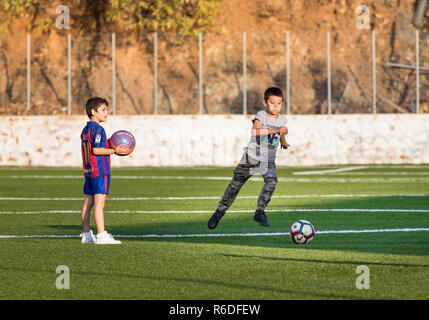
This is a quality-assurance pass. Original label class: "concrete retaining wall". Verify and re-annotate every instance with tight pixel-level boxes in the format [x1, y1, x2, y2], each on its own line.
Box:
[1, 114, 428, 167]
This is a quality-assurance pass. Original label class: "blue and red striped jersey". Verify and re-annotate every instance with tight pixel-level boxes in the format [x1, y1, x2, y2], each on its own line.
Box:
[81, 121, 111, 178]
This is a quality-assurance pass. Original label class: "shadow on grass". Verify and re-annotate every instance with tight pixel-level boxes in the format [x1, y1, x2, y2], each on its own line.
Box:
[0, 265, 358, 299]
[217, 253, 429, 268]
[48, 194, 429, 256]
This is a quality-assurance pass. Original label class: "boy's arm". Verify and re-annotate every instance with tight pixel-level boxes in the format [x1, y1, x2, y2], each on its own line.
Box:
[93, 145, 129, 155]
[92, 147, 115, 155]
[280, 133, 290, 149]
[251, 119, 288, 136]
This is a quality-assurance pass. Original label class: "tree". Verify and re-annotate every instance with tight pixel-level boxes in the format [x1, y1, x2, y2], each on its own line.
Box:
[0, 0, 221, 36]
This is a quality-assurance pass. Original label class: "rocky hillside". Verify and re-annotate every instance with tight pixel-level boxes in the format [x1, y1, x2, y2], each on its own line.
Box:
[0, 0, 428, 115]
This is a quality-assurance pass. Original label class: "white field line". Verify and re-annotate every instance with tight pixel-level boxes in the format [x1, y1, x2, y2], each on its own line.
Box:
[278, 177, 429, 183]
[289, 165, 429, 169]
[360, 165, 429, 169]
[2, 165, 429, 172]
[0, 228, 428, 239]
[0, 175, 233, 180]
[2, 175, 429, 183]
[1, 194, 428, 201]
[322, 172, 429, 176]
[1, 208, 429, 215]
[293, 166, 368, 175]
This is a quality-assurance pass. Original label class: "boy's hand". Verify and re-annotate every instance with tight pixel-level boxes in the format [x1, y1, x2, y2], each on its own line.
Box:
[114, 145, 130, 155]
[281, 143, 290, 150]
[279, 126, 288, 135]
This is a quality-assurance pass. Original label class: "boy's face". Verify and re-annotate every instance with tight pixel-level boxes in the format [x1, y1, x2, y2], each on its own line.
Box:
[263, 95, 283, 116]
[91, 104, 109, 123]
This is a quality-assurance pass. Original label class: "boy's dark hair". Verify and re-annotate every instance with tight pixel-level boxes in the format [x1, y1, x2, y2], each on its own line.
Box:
[85, 97, 109, 118]
[264, 87, 284, 101]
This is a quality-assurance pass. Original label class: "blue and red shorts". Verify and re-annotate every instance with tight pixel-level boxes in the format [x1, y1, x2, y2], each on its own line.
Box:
[83, 175, 110, 195]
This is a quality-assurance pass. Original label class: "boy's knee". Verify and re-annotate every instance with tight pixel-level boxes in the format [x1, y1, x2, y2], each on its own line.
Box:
[93, 194, 106, 205]
[229, 181, 243, 192]
[264, 177, 278, 191]
[232, 173, 249, 185]
[85, 195, 94, 205]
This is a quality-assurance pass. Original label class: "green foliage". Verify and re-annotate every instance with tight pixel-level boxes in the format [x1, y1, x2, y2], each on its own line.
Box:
[1, 0, 34, 14]
[0, 0, 221, 36]
[106, 0, 222, 36]
[0, 0, 37, 32]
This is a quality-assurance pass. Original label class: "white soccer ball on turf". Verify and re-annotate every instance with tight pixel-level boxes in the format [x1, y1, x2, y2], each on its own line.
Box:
[290, 220, 315, 244]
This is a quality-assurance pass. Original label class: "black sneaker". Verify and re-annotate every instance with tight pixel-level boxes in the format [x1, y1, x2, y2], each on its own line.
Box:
[253, 209, 270, 227]
[208, 209, 225, 230]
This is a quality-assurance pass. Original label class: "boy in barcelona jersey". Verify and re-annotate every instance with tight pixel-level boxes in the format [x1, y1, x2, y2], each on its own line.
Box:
[80, 97, 129, 244]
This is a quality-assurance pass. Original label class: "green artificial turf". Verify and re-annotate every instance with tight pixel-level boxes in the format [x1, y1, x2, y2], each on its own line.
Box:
[0, 165, 428, 299]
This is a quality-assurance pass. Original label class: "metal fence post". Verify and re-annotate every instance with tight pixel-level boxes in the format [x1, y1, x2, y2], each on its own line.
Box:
[111, 33, 116, 115]
[27, 34, 31, 111]
[243, 31, 247, 115]
[286, 31, 291, 114]
[372, 30, 377, 114]
[67, 33, 72, 115]
[154, 32, 158, 114]
[416, 30, 420, 113]
[327, 32, 332, 114]
[199, 32, 203, 114]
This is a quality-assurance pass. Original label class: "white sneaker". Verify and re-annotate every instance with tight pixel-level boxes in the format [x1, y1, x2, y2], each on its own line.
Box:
[96, 231, 121, 245]
[80, 230, 96, 244]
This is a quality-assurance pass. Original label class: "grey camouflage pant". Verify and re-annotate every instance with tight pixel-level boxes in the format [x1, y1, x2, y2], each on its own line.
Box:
[217, 153, 278, 213]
